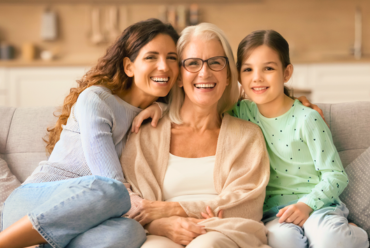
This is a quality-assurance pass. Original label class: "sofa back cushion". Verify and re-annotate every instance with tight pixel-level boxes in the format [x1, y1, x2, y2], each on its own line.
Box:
[1, 102, 370, 183]
[0, 106, 57, 182]
[317, 102, 370, 167]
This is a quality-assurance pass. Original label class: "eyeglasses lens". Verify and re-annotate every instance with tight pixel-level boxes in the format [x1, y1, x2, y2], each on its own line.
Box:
[208, 57, 226, 71]
[184, 57, 227, 72]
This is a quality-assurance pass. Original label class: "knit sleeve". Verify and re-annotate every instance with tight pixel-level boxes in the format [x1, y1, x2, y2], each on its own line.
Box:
[74, 89, 125, 183]
[298, 111, 348, 210]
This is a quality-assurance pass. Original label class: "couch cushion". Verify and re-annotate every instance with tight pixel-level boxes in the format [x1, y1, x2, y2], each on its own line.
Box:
[0, 157, 21, 225]
[3, 153, 49, 182]
[317, 102, 370, 167]
[340, 147, 370, 237]
[1, 107, 57, 183]
[5, 107, 56, 154]
[0, 107, 16, 154]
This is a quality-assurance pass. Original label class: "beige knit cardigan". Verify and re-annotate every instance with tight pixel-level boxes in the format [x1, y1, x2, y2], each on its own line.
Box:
[120, 114, 271, 248]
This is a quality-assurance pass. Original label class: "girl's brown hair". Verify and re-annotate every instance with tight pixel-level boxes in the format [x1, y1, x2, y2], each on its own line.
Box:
[45, 18, 179, 154]
[236, 30, 292, 98]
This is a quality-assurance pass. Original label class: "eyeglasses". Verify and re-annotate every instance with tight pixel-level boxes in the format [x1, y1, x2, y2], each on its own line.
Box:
[182, 56, 229, 73]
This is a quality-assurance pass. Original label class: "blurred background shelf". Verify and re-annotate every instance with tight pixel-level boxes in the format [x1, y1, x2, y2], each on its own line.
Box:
[0, 0, 369, 106]
[0, 0, 261, 3]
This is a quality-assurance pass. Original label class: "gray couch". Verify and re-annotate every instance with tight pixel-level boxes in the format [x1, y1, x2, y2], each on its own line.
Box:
[0, 103, 370, 242]
[1, 102, 369, 183]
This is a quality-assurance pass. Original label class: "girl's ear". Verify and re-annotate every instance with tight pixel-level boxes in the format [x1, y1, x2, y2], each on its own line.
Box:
[123, 57, 134, 77]
[283, 64, 293, 83]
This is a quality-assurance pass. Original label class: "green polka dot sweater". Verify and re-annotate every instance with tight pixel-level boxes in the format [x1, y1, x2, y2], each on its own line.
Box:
[229, 99, 348, 212]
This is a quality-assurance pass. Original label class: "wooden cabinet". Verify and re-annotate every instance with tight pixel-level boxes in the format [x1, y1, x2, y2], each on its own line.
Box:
[0, 68, 7, 106]
[1, 67, 88, 107]
[286, 63, 370, 103]
[0, 64, 369, 107]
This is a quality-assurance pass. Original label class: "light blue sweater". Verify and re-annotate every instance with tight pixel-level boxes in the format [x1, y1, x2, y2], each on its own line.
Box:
[24, 86, 142, 184]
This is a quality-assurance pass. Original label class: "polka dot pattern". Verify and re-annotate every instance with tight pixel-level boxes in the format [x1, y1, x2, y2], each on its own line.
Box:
[230, 99, 348, 212]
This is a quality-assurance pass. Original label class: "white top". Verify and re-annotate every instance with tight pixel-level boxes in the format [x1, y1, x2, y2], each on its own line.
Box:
[163, 153, 218, 202]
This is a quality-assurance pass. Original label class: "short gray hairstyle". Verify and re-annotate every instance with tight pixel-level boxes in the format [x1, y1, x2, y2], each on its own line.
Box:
[168, 23, 239, 124]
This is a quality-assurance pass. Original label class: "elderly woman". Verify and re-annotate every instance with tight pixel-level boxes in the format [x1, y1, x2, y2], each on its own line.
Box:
[121, 23, 271, 248]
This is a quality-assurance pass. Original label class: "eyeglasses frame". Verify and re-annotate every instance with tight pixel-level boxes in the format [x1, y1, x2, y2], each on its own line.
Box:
[181, 56, 229, 73]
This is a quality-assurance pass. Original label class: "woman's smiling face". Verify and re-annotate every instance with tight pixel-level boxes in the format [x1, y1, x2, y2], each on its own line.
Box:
[125, 33, 179, 98]
[179, 37, 228, 109]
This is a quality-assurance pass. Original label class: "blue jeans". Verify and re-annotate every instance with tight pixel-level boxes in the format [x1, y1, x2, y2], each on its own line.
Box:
[265, 202, 369, 248]
[1, 175, 146, 248]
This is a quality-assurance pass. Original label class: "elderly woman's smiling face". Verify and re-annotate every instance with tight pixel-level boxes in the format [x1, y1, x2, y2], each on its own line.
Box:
[179, 37, 228, 110]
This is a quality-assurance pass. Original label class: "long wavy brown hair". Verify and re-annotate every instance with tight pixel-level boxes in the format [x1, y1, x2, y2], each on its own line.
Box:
[45, 18, 179, 154]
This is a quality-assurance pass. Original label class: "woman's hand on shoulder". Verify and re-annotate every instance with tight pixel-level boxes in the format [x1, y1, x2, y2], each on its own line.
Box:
[147, 216, 206, 246]
[297, 96, 327, 126]
[276, 202, 313, 227]
[131, 102, 163, 133]
[201, 206, 223, 219]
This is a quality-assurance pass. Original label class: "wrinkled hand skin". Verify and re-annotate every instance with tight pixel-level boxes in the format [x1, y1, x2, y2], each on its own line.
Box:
[129, 199, 168, 226]
[147, 216, 206, 246]
[130, 199, 187, 226]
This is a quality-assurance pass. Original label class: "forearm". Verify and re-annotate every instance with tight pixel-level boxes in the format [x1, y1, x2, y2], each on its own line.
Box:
[146, 218, 166, 236]
[162, 202, 187, 217]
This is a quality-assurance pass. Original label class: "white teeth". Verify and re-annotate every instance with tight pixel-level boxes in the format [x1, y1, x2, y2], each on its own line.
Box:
[151, 77, 169, 83]
[195, 84, 216, 88]
[253, 87, 267, 91]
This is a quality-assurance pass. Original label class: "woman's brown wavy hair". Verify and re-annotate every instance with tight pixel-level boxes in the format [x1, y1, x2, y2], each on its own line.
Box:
[45, 18, 179, 154]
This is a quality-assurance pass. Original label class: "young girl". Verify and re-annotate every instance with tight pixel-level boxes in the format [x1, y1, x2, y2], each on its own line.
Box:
[230, 30, 369, 248]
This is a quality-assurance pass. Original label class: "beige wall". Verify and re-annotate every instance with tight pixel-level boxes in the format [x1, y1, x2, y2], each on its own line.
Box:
[0, 0, 369, 65]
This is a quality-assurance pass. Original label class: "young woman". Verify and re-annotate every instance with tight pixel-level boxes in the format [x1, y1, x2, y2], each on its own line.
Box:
[230, 30, 369, 248]
[0, 18, 179, 248]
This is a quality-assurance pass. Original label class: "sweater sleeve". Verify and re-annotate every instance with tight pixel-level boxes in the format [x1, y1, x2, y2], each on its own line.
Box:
[227, 101, 241, 118]
[74, 89, 125, 183]
[298, 111, 348, 210]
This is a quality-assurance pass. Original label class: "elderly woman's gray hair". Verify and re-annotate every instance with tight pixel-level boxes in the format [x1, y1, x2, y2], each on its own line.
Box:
[168, 23, 239, 124]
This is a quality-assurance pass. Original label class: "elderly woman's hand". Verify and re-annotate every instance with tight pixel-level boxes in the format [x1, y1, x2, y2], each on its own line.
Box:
[130, 199, 188, 226]
[201, 206, 223, 219]
[147, 216, 206, 245]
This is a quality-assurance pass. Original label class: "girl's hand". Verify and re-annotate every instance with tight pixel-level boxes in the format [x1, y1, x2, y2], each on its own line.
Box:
[276, 202, 313, 227]
[131, 102, 163, 133]
[297, 96, 327, 126]
[201, 206, 223, 219]
[147, 217, 206, 246]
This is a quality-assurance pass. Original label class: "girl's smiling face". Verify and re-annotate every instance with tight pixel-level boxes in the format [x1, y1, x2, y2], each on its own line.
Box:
[239, 45, 292, 107]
